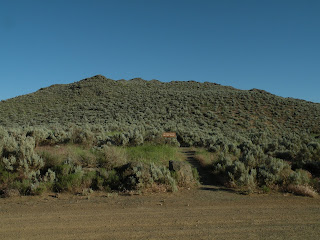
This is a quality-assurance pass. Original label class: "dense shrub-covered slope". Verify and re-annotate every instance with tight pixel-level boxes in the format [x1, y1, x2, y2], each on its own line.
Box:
[1, 75, 320, 196]
[1, 74, 319, 135]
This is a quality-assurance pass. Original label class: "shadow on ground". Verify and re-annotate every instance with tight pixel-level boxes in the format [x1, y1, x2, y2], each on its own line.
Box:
[199, 186, 237, 193]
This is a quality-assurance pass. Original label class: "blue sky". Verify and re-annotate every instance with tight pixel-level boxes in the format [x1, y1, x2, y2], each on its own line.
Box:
[1, 0, 319, 102]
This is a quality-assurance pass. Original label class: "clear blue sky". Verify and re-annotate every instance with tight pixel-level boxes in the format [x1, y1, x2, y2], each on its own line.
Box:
[1, 0, 319, 102]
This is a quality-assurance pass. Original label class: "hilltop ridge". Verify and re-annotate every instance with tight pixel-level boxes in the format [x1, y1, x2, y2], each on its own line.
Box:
[0, 75, 319, 137]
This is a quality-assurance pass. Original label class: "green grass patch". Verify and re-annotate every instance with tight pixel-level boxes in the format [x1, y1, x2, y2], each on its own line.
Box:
[37, 143, 182, 170]
[125, 144, 182, 165]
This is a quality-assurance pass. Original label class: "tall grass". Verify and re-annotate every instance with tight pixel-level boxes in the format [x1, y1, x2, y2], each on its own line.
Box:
[36, 144, 98, 168]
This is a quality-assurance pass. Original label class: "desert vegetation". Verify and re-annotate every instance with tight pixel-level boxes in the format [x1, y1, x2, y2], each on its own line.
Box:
[0, 75, 320, 197]
[0, 126, 197, 197]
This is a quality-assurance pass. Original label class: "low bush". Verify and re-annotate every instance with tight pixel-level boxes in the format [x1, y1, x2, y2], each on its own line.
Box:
[257, 157, 292, 187]
[211, 148, 318, 195]
[288, 169, 311, 186]
[10, 179, 32, 195]
[115, 162, 179, 192]
[169, 160, 198, 188]
[54, 172, 83, 193]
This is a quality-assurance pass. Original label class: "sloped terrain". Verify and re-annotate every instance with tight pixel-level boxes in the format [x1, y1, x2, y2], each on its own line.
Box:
[1, 75, 320, 196]
[1, 75, 319, 135]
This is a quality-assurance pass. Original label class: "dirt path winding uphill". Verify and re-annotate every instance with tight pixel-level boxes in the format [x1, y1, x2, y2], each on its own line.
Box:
[180, 147, 215, 185]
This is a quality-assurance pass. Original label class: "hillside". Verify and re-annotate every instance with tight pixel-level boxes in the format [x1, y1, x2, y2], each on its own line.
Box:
[1, 75, 320, 197]
[1, 75, 320, 135]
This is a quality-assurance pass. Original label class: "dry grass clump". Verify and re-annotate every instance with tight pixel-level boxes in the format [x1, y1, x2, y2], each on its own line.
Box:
[286, 184, 318, 198]
[98, 146, 128, 170]
[3, 189, 20, 198]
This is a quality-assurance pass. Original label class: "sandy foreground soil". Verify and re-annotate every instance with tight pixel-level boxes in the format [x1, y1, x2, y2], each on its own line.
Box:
[0, 186, 320, 240]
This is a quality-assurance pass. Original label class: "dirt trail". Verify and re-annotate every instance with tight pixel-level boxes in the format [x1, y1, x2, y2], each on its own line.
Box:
[180, 147, 214, 185]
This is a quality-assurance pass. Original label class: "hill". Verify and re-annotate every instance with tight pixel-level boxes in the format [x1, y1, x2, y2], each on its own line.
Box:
[1, 75, 320, 196]
[1, 74, 320, 135]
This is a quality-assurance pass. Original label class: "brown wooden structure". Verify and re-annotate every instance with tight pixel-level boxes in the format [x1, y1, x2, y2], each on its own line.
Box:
[162, 132, 177, 138]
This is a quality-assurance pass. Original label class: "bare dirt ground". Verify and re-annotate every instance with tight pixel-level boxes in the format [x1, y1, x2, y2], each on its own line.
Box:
[1, 187, 320, 240]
